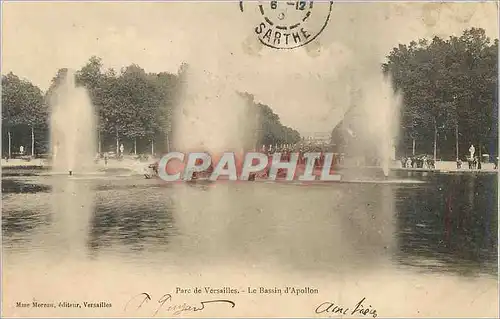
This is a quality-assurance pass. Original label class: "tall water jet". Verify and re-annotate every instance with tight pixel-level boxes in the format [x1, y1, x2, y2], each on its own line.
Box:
[339, 72, 401, 177]
[49, 70, 97, 174]
[170, 62, 256, 258]
[174, 63, 255, 156]
[47, 69, 96, 259]
[361, 74, 401, 176]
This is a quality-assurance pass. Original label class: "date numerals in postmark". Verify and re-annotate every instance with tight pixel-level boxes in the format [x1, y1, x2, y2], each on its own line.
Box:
[269, 1, 308, 11]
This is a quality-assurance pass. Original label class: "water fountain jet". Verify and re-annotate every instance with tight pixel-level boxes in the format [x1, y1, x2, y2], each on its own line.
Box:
[49, 70, 97, 175]
[338, 72, 401, 179]
[47, 69, 96, 259]
[173, 63, 254, 157]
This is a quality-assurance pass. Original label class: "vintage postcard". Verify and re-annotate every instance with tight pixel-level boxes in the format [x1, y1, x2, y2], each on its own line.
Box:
[1, 0, 498, 318]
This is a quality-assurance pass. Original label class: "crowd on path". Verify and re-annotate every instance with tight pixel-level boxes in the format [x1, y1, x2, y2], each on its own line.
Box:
[401, 144, 498, 171]
[400, 156, 435, 169]
[457, 144, 497, 170]
[456, 157, 483, 170]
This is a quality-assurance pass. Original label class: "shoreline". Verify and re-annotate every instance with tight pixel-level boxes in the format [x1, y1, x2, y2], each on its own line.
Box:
[2, 160, 497, 176]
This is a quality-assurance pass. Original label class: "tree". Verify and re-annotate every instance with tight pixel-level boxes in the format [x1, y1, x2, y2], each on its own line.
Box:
[75, 56, 103, 91]
[75, 57, 107, 153]
[38, 57, 301, 158]
[74, 59, 180, 156]
[117, 65, 163, 154]
[150, 71, 180, 152]
[383, 28, 498, 160]
[238, 92, 301, 149]
[2, 72, 46, 157]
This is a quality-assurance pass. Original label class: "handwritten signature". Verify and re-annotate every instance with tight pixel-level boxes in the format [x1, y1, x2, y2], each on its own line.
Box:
[315, 297, 377, 318]
[124, 293, 235, 316]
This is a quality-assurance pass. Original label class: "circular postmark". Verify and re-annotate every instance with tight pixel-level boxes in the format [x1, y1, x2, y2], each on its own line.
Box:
[240, 1, 333, 50]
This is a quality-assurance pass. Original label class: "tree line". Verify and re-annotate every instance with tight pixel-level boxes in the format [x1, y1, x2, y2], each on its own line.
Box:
[382, 27, 498, 160]
[5, 27, 496, 161]
[2, 57, 301, 158]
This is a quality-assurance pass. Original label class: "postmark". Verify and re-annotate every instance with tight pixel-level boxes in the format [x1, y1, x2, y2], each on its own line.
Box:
[240, 0, 333, 49]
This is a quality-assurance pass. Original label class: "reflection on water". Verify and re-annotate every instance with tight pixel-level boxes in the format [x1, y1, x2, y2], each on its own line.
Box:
[2, 173, 496, 275]
[1, 173, 497, 317]
[396, 174, 497, 275]
[88, 188, 176, 256]
[2, 179, 51, 194]
[168, 182, 395, 272]
[2, 209, 51, 241]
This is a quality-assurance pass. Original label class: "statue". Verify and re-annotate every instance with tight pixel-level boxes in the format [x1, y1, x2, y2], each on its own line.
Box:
[469, 144, 475, 160]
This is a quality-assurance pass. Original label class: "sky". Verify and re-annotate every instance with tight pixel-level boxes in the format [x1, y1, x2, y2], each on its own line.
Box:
[2, 1, 498, 134]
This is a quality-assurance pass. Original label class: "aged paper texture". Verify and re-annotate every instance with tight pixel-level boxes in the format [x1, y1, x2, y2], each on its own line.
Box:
[1, 1, 499, 318]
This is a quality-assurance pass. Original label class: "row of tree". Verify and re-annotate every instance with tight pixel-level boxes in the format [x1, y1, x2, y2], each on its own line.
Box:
[382, 27, 498, 160]
[6, 27, 495, 161]
[2, 57, 301, 158]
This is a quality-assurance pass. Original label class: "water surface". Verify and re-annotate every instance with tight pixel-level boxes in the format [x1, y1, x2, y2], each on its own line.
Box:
[2, 173, 498, 317]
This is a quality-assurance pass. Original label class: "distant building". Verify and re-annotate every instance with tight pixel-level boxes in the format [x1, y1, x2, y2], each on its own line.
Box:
[300, 132, 332, 149]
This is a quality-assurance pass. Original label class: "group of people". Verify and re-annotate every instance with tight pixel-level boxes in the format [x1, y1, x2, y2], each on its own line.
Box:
[401, 144, 498, 171]
[400, 156, 436, 169]
[459, 144, 496, 170]
[263, 150, 345, 166]
[458, 157, 482, 170]
[94, 144, 127, 165]
[260, 144, 346, 166]
[94, 152, 109, 165]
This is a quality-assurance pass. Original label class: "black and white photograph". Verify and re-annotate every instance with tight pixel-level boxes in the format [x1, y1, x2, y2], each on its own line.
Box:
[1, 1, 498, 318]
